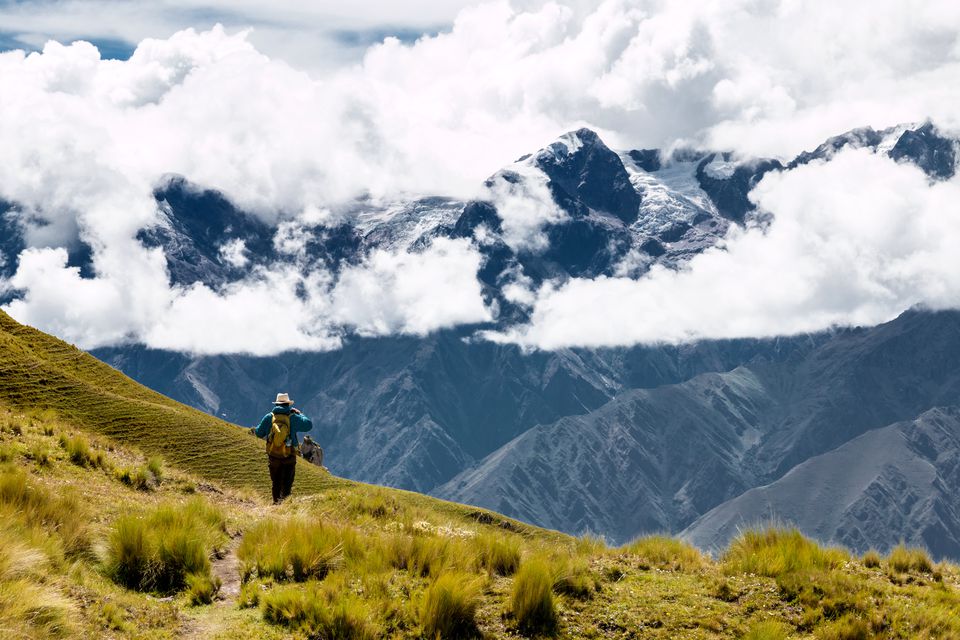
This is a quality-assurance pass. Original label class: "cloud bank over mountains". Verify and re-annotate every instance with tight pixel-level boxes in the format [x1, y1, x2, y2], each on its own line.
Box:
[491, 150, 960, 348]
[0, 0, 959, 354]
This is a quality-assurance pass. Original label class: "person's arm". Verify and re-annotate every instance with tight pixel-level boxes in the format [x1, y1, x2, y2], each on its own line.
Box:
[252, 413, 272, 438]
[290, 410, 313, 433]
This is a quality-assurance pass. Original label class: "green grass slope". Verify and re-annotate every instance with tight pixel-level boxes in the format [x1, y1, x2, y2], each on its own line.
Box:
[0, 309, 337, 495]
[2, 310, 960, 639]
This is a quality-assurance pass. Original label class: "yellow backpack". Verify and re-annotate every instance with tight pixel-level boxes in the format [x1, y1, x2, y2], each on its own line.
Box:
[266, 412, 294, 458]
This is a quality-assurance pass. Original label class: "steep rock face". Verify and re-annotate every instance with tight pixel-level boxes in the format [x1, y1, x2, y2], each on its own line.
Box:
[140, 177, 278, 287]
[533, 128, 641, 225]
[0, 201, 24, 281]
[755, 309, 960, 481]
[789, 126, 886, 167]
[695, 154, 783, 223]
[683, 407, 960, 559]
[434, 310, 960, 545]
[94, 333, 791, 494]
[436, 367, 780, 542]
[889, 122, 957, 179]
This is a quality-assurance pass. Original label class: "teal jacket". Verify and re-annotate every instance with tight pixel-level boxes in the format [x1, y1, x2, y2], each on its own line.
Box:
[254, 405, 313, 448]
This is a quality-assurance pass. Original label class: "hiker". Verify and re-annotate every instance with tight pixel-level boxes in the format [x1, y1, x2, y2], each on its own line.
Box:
[251, 393, 313, 504]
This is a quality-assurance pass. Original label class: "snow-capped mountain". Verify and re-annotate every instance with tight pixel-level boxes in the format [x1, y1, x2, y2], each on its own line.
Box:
[6, 120, 960, 556]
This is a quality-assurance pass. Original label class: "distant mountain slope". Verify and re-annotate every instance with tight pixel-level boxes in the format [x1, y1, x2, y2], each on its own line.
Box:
[683, 407, 960, 559]
[95, 333, 788, 493]
[435, 309, 960, 549]
[0, 309, 335, 495]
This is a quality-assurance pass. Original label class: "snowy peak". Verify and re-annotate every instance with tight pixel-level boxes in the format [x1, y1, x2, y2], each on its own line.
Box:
[531, 128, 640, 225]
[889, 122, 957, 179]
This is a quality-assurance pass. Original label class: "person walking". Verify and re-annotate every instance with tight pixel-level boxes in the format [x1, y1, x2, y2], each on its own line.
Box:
[251, 392, 313, 504]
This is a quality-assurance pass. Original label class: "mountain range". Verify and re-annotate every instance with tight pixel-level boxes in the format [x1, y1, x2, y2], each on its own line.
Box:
[3, 120, 960, 556]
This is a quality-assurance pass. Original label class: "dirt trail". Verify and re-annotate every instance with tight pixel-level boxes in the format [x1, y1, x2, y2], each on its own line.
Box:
[212, 536, 242, 601]
[180, 535, 243, 639]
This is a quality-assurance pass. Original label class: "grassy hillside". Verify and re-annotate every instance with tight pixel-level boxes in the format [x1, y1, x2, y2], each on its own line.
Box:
[1, 310, 960, 639]
[0, 309, 338, 495]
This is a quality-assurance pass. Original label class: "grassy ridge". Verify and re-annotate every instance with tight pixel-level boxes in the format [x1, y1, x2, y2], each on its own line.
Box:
[0, 310, 337, 495]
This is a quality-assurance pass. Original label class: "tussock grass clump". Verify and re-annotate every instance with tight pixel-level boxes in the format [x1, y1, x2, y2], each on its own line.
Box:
[0, 529, 75, 637]
[346, 489, 402, 519]
[106, 497, 226, 593]
[238, 580, 267, 609]
[473, 532, 521, 576]
[97, 600, 131, 632]
[510, 558, 558, 636]
[58, 432, 106, 468]
[239, 517, 347, 582]
[815, 613, 871, 640]
[186, 572, 222, 605]
[887, 543, 933, 573]
[776, 570, 868, 624]
[385, 533, 456, 578]
[0, 467, 90, 557]
[574, 534, 608, 556]
[260, 580, 378, 639]
[621, 535, 705, 571]
[861, 550, 881, 568]
[27, 442, 51, 467]
[744, 620, 791, 640]
[115, 456, 164, 491]
[419, 573, 481, 639]
[552, 556, 599, 600]
[723, 528, 848, 577]
[116, 465, 158, 491]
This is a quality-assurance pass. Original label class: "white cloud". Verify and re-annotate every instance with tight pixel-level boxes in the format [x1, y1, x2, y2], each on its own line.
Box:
[218, 239, 249, 268]
[485, 164, 566, 252]
[0, 1, 959, 353]
[486, 149, 960, 349]
[331, 238, 491, 336]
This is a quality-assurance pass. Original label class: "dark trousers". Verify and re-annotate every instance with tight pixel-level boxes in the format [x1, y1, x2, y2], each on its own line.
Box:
[268, 455, 297, 503]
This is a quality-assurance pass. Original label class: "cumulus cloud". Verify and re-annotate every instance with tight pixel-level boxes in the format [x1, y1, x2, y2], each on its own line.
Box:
[487, 149, 960, 349]
[485, 164, 566, 252]
[0, 1, 959, 353]
[331, 238, 491, 336]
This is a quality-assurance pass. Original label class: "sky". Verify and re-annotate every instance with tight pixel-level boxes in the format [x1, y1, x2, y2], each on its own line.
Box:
[1, 0, 959, 354]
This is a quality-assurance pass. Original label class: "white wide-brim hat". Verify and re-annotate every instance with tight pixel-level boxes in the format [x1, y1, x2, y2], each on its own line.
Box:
[274, 392, 293, 405]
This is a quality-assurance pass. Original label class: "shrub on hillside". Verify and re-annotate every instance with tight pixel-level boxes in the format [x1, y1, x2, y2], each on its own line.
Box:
[27, 442, 51, 467]
[474, 532, 521, 576]
[815, 613, 871, 640]
[0, 467, 90, 557]
[115, 456, 164, 491]
[552, 556, 599, 600]
[419, 573, 481, 639]
[510, 558, 558, 636]
[385, 533, 454, 578]
[260, 580, 378, 639]
[621, 535, 705, 571]
[861, 550, 881, 569]
[146, 456, 164, 482]
[0, 541, 75, 638]
[116, 465, 157, 491]
[186, 572, 222, 606]
[723, 528, 848, 577]
[106, 498, 225, 593]
[239, 517, 347, 582]
[744, 620, 791, 640]
[58, 433, 106, 468]
[887, 544, 933, 573]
